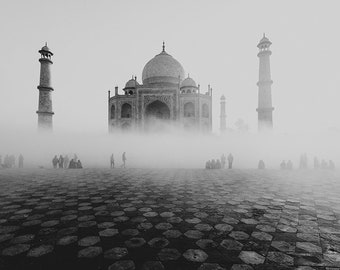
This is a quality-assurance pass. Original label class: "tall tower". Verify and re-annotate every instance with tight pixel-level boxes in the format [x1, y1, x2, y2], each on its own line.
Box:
[36, 43, 54, 131]
[220, 95, 226, 133]
[256, 34, 274, 130]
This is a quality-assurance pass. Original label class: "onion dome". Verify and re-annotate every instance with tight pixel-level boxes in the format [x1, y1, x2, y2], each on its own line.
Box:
[180, 76, 197, 88]
[142, 42, 185, 86]
[124, 77, 139, 89]
[257, 33, 272, 49]
[39, 42, 53, 55]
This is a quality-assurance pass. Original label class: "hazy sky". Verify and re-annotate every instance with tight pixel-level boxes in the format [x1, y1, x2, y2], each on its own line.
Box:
[1, 0, 340, 133]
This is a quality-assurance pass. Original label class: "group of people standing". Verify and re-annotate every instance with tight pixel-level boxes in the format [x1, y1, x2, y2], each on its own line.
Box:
[205, 153, 234, 169]
[52, 154, 82, 169]
[110, 152, 127, 168]
[0, 154, 24, 168]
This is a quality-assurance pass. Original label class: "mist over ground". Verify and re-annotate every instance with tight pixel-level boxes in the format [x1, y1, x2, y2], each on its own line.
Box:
[1, 126, 338, 169]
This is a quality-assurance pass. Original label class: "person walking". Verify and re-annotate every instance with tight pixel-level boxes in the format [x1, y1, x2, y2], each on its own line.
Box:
[110, 154, 115, 168]
[122, 152, 126, 168]
[52, 155, 59, 168]
[58, 155, 64, 168]
[227, 153, 234, 169]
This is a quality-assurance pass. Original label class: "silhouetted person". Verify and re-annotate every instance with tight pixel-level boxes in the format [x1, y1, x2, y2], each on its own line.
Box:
[321, 159, 328, 169]
[221, 154, 226, 169]
[58, 155, 64, 168]
[216, 159, 221, 169]
[329, 160, 335, 170]
[18, 154, 24, 168]
[287, 160, 293, 170]
[69, 159, 76, 169]
[211, 159, 216, 169]
[77, 160, 83, 169]
[258, 160, 265, 169]
[299, 153, 308, 169]
[52, 155, 59, 168]
[280, 160, 286, 170]
[122, 152, 126, 168]
[227, 154, 234, 169]
[313, 157, 320, 169]
[64, 155, 69, 169]
[110, 154, 115, 168]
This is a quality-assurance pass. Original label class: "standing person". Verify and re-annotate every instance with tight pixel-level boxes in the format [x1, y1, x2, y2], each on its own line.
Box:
[287, 160, 293, 170]
[58, 155, 64, 168]
[280, 160, 286, 170]
[18, 154, 24, 168]
[64, 155, 69, 169]
[258, 160, 265, 169]
[221, 154, 226, 169]
[122, 152, 126, 168]
[110, 154, 115, 168]
[227, 153, 234, 169]
[77, 160, 83, 169]
[52, 155, 59, 168]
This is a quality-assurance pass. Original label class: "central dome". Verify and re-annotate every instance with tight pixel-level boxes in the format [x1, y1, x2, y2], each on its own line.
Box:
[142, 46, 185, 86]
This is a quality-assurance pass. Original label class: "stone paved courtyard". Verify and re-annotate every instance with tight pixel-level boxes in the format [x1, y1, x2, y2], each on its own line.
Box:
[0, 168, 340, 270]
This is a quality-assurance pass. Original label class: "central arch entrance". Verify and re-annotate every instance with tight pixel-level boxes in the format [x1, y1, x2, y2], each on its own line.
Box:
[144, 100, 171, 131]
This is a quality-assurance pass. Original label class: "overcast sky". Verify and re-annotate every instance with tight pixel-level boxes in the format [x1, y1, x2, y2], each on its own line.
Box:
[0, 0, 339, 133]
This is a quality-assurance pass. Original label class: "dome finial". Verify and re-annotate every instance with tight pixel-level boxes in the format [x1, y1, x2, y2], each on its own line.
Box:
[162, 41, 165, 52]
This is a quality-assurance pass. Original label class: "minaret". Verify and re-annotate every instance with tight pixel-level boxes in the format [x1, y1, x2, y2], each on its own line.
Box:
[36, 43, 54, 131]
[256, 34, 274, 130]
[220, 95, 226, 133]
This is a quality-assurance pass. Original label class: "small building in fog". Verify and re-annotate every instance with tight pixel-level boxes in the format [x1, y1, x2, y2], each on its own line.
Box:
[108, 43, 212, 132]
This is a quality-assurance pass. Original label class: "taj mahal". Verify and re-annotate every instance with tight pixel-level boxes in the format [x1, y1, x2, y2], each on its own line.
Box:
[107, 43, 212, 132]
[36, 36, 274, 132]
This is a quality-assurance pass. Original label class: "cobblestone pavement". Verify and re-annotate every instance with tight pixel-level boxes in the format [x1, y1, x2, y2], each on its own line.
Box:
[0, 168, 340, 270]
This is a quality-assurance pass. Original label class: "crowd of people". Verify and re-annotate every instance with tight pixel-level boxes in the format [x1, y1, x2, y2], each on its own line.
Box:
[0, 154, 24, 168]
[205, 153, 234, 169]
[52, 154, 82, 169]
[110, 152, 127, 168]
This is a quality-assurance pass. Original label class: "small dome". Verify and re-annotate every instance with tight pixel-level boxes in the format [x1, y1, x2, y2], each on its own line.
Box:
[39, 43, 53, 55]
[125, 78, 139, 89]
[257, 34, 272, 48]
[142, 45, 185, 85]
[180, 76, 197, 88]
[220, 95, 226, 100]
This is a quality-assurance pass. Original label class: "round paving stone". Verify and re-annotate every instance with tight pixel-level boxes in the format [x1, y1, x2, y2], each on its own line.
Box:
[0, 226, 20, 234]
[78, 215, 95, 222]
[125, 237, 146, 248]
[215, 224, 233, 232]
[138, 222, 153, 230]
[157, 248, 181, 261]
[167, 217, 183, 223]
[57, 227, 78, 236]
[108, 260, 135, 270]
[184, 230, 204, 239]
[185, 218, 201, 224]
[11, 234, 35, 244]
[23, 220, 41, 227]
[111, 211, 125, 217]
[113, 216, 129, 222]
[194, 212, 209, 219]
[27, 245, 53, 257]
[78, 246, 102, 258]
[183, 249, 208, 262]
[61, 215, 77, 222]
[41, 220, 59, 227]
[162, 230, 182, 239]
[2, 244, 30, 256]
[0, 234, 14, 243]
[99, 228, 119, 237]
[160, 212, 174, 218]
[98, 222, 116, 229]
[122, 229, 139, 237]
[195, 224, 213, 232]
[148, 238, 169, 248]
[104, 247, 128, 260]
[57, 235, 78, 246]
[78, 236, 100, 247]
[222, 217, 239, 224]
[143, 212, 158, 217]
[220, 239, 243, 250]
[131, 217, 147, 223]
[155, 223, 173, 230]
[196, 239, 219, 249]
[198, 263, 226, 270]
[230, 264, 254, 270]
[229, 231, 249, 240]
[139, 207, 152, 212]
